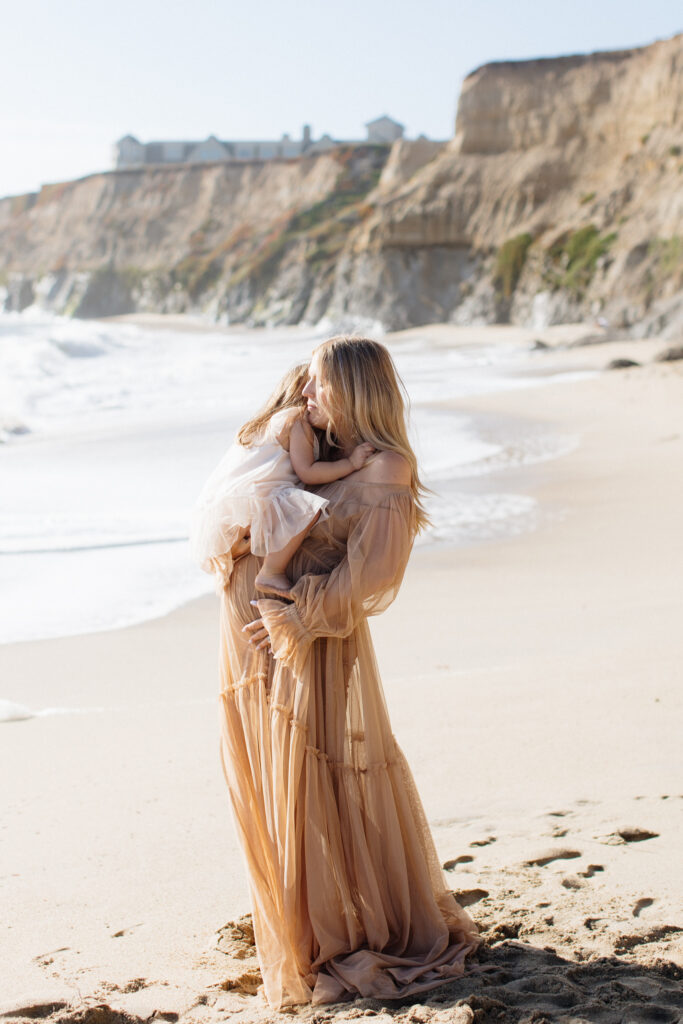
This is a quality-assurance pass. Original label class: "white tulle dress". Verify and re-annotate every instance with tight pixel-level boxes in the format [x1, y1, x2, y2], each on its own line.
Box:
[190, 408, 329, 590]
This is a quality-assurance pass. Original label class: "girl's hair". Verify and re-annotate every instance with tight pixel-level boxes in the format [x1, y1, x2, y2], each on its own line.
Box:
[313, 336, 431, 533]
[237, 362, 308, 447]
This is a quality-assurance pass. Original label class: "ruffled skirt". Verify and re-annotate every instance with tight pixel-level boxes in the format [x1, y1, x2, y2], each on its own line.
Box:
[217, 550, 482, 1009]
[190, 485, 329, 590]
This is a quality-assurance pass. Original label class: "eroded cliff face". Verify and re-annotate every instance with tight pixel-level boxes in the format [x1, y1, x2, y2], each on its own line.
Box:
[0, 146, 392, 323]
[327, 32, 683, 332]
[2, 32, 682, 332]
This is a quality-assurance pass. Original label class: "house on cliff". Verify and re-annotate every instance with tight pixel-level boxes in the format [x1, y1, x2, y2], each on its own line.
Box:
[113, 116, 405, 168]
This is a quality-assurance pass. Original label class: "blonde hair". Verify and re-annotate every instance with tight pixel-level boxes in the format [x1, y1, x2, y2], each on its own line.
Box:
[313, 336, 431, 533]
[237, 362, 308, 447]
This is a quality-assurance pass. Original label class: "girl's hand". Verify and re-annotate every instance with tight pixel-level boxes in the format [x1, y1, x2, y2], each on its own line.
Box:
[349, 442, 376, 470]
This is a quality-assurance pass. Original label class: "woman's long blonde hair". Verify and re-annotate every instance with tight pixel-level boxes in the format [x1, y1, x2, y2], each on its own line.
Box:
[237, 362, 308, 447]
[313, 336, 431, 533]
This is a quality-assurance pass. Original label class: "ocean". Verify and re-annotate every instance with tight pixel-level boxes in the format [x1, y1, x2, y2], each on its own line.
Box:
[0, 311, 592, 650]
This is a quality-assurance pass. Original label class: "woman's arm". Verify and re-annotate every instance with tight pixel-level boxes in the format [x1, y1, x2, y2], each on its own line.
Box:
[288, 416, 373, 485]
[245, 484, 415, 669]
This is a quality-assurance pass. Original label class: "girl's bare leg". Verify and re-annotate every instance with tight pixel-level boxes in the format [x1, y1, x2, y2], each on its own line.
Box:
[255, 511, 321, 596]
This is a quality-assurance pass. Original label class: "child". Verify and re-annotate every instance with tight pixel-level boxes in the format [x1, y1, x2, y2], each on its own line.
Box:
[189, 363, 375, 596]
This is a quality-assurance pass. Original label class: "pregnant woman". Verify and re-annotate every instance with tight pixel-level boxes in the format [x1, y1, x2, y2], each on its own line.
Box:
[215, 336, 481, 1008]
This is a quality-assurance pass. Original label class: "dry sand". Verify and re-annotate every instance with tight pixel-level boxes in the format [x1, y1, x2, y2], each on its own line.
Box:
[1, 325, 682, 1023]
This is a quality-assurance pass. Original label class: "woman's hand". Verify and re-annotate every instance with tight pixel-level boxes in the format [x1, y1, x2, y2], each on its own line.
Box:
[242, 601, 271, 650]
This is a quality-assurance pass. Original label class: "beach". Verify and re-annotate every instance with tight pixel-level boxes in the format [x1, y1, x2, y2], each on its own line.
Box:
[1, 325, 682, 1023]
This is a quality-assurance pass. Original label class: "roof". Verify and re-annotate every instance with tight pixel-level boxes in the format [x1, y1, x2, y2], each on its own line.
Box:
[364, 115, 405, 130]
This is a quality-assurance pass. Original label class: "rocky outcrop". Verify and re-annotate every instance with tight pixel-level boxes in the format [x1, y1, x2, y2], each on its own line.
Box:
[1, 33, 682, 332]
[328, 32, 683, 330]
[0, 149, 380, 322]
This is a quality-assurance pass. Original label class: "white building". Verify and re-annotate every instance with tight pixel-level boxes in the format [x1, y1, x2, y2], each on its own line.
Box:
[365, 115, 405, 144]
[113, 118, 405, 168]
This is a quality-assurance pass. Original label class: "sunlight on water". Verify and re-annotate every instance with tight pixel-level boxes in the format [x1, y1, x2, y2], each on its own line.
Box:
[0, 312, 589, 644]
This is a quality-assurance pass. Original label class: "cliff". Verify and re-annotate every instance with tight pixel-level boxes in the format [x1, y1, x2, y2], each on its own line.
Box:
[327, 32, 683, 332]
[0, 146, 392, 323]
[2, 32, 683, 333]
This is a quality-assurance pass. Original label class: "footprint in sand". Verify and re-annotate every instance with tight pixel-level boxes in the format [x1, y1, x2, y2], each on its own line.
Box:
[578, 864, 605, 878]
[221, 969, 262, 996]
[614, 925, 683, 953]
[443, 855, 474, 870]
[32, 947, 71, 968]
[121, 978, 148, 993]
[633, 897, 655, 918]
[470, 835, 497, 847]
[215, 915, 258, 963]
[111, 924, 143, 938]
[524, 848, 581, 867]
[0, 1002, 69, 1018]
[598, 826, 659, 845]
[454, 888, 489, 908]
[618, 826, 659, 842]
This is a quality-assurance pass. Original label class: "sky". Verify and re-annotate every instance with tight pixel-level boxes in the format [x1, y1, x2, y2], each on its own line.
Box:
[1, 0, 681, 200]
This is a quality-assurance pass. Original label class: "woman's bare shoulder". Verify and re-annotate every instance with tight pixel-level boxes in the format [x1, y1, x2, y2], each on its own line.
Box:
[360, 450, 412, 485]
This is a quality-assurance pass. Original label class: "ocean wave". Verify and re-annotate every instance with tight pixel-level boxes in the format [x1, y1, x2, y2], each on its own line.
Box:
[48, 336, 108, 358]
[0, 532, 187, 555]
[0, 699, 104, 723]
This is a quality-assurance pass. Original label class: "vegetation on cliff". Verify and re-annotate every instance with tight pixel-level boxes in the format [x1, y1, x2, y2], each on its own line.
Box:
[544, 226, 618, 297]
[1, 35, 682, 331]
[494, 234, 534, 299]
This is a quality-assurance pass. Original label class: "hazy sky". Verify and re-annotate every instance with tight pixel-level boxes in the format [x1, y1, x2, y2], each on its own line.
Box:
[2, 0, 681, 199]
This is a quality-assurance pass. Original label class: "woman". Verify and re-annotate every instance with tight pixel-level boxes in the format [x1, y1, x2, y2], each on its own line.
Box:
[216, 336, 481, 1008]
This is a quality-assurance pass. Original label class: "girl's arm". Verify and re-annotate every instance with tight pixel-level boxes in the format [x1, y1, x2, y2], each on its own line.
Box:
[289, 416, 373, 485]
[248, 476, 415, 672]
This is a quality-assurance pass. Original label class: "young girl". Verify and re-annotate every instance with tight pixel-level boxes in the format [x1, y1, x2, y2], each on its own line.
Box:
[189, 363, 375, 596]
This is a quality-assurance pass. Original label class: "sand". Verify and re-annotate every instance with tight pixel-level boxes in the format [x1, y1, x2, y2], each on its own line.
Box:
[1, 325, 682, 1024]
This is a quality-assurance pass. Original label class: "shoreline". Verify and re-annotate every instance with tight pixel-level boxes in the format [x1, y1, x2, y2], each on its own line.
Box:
[0, 395, 579, 651]
[0, 320, 597, 647]
[1, 332, 682, 1022]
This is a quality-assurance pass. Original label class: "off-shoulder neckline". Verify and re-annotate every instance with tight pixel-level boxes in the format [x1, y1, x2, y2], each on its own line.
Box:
[314, 479, 412, 492]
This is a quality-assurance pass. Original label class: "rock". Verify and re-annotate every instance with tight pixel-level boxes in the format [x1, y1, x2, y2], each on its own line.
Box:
[3, 274, 34, 312]
[606, 358, 641, 369]
[72, 267, 136, 319]
[654, 345, 683, 362]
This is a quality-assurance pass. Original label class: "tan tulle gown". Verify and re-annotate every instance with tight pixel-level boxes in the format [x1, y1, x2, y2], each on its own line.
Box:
[215, 477, 481, 1009]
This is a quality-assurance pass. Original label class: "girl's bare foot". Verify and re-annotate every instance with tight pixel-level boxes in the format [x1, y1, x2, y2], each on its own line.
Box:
[255, 571, 292, 597]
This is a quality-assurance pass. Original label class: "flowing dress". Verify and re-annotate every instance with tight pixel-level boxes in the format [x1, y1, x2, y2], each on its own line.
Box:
[217, 477, 481, 1008]
[189, 407, 328, 591]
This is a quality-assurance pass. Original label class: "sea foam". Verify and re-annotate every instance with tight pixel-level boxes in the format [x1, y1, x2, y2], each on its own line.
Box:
[0, 312, 591, 645]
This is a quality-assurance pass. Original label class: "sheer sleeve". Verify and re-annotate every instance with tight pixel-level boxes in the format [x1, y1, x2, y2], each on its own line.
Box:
[258, 489, 415, 671]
